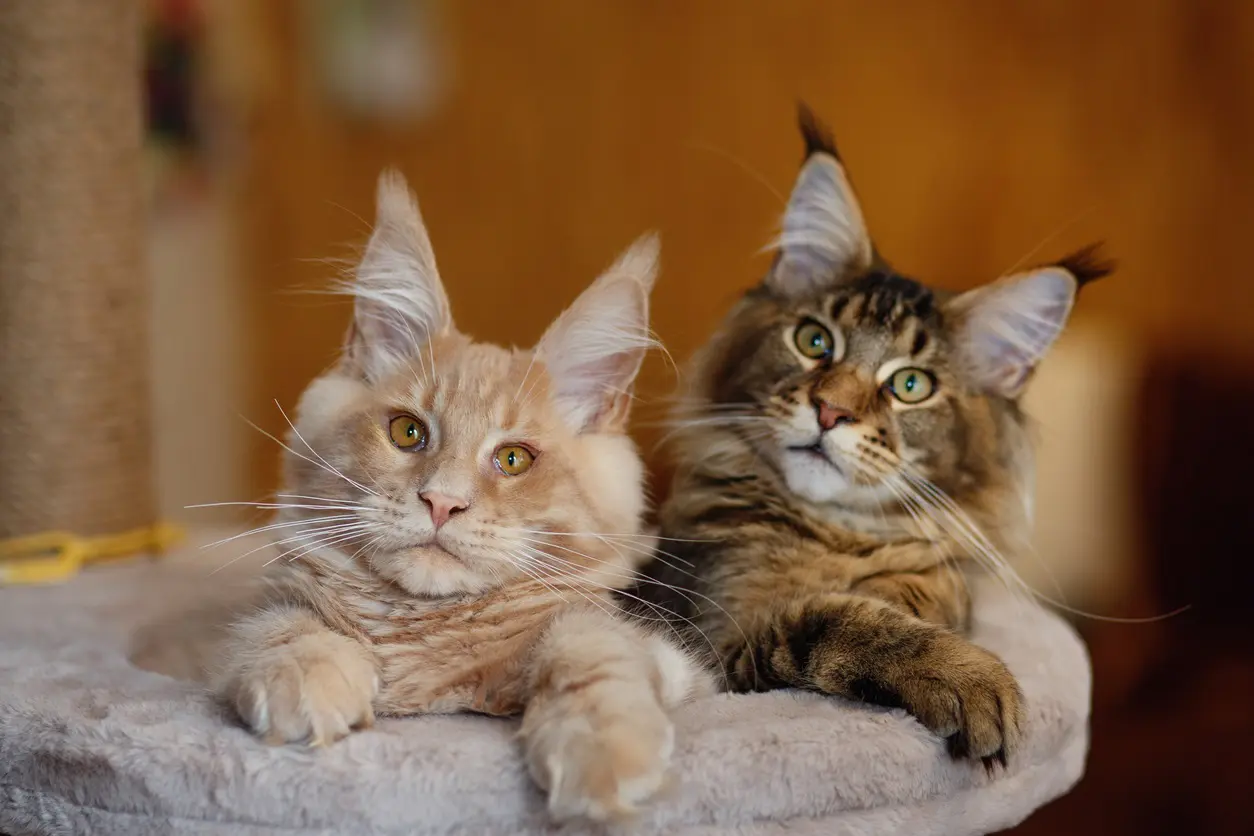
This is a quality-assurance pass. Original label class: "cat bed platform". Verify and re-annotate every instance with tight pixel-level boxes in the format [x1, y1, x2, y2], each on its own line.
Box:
[0, 531, 1090, 835]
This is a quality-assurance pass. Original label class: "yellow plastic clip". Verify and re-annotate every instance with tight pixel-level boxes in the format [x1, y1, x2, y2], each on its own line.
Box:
[0, 523, 184, 586]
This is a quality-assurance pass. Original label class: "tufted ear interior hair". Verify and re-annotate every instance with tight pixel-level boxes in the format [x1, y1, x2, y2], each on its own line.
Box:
[766, 103, 874, 298]
[342, 168, 453, 381]
[535, 234, 661, 433]
[947, 245, 1114, 398]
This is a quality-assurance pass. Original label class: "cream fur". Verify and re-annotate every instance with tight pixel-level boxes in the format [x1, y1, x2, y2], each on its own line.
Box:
[210, 171, 700, 825]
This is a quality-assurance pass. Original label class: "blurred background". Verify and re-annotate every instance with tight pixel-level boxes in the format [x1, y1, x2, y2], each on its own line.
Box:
[31, 0, 1254, 832]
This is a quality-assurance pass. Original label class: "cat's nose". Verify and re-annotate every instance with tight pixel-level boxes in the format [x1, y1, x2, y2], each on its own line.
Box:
[812, 397, 857, 431]
[420, 491, 469, 529]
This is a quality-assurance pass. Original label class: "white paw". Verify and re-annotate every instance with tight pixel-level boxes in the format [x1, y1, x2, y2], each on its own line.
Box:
[228, 632, 379, 747]
[525, 705, 674, 823]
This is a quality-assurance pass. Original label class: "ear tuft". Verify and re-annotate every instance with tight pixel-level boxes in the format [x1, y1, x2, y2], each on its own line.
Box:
[536, 234, 660, 433]
[341, 168, 453, 381]
[1055, 242, 1115, 290]
[766, 107, 872, 298]
[797, 101, 841, 161]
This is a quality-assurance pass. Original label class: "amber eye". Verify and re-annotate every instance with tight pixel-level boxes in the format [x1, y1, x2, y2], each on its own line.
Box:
[388, 415, 428, 450]
[794, 319, 835, 360]
[887, 367, 936, 404]
[494, 445, 535, 476]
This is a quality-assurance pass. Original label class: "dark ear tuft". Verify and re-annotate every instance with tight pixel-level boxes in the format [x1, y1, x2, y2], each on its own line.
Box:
[1056, 242, 1115, 289]
[797, 101, 841, 162]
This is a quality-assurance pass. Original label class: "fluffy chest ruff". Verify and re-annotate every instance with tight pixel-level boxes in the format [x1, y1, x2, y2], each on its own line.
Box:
[269, 555, 617, 717]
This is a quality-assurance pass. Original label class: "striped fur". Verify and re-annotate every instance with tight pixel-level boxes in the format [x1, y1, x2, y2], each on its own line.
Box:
[635, 106, 1110, 768]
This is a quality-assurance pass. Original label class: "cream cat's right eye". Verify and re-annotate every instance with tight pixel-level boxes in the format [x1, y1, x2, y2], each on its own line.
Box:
[388, 415, 428, 450]
[794, 319, 835, 360]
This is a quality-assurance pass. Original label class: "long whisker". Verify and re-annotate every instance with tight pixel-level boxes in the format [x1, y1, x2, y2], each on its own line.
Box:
[241, 415, 380, 499]
[512, 350, 541, 404]
[514, 543, 734, 690]
[506, 552, 571, 603]
[271, 526, 375, 567]
[502, 527, 717, 547]
[273, 400, 380, 497]
[652, 417, 775, 449]
[683, 140, 787, 208]
[187, 501, 372, 513]
[513, 537, 748, 688]
[859, 443, 1189, 624]
[275, 494, 373, 507]
[592, 534, 699, 575]
[200, 514, 360, 551]
[209, 520, 370, 575]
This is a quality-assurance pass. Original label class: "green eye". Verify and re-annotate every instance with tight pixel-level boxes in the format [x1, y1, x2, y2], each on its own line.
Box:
[887, 367, 936, 404]
[794, 320, 835, 360]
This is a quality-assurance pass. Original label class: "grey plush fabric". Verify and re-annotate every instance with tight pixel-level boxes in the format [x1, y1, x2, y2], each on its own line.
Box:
[0, 533, 1090, 836]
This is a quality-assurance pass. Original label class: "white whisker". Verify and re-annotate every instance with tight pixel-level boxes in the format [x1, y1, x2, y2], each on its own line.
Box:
[200, 515, 359, 551]
[273, 400, 380, 497]
[209, 520, 371, 575]
[241, 415, 379, 499]
[514, 543, 735, 690]
[187, 501, 371, 513]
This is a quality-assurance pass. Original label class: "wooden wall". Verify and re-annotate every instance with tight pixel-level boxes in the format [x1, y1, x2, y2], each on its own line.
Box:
[237, 0, 1254, 492]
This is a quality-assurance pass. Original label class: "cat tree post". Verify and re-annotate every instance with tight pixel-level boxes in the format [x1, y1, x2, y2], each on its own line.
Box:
[0, 0, 155, 538]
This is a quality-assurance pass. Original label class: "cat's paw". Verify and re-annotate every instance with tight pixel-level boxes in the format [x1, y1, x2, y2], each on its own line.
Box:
[899, 635, 1025, 768]
[227, 632, 379, 747]
[522, 700, 674, 823]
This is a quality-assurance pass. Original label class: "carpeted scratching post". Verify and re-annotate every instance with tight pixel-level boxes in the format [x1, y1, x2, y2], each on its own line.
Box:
[0, 1, 155, 541]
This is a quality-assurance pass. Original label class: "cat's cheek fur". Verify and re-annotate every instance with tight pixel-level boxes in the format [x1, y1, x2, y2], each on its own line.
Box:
[571, 434, 647, 538]
[291, 374, 372, 442]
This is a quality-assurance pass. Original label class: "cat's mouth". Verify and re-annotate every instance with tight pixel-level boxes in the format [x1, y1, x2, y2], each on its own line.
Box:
[411, 539, 459, 558]
[789, 442, 844, 475]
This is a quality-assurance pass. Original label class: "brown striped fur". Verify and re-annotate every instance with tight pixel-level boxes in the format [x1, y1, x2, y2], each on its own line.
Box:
[636, 106, 1110, 768]
[215, 172, 708, 823]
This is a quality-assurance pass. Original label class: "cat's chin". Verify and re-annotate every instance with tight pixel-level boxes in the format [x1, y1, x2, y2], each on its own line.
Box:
[779, 445, 853, 499]
[778, 447, 894, 509]
[368, 545, 499, 598]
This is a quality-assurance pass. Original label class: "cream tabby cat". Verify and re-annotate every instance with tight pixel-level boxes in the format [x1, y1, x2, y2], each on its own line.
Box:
[215, 171, 707, 822]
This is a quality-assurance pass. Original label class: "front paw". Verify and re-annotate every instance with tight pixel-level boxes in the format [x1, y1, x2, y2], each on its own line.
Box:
[897, 636, 1025, 767]
[226, 632, 379, 747]
[522, 700, 674, 823]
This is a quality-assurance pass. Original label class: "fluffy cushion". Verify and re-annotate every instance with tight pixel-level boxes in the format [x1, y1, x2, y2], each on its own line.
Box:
[0, 531, 1089, 835]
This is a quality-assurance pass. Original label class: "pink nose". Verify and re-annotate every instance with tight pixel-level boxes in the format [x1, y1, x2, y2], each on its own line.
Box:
[813, 398, 857, 432]
[420, 491, 469, 529]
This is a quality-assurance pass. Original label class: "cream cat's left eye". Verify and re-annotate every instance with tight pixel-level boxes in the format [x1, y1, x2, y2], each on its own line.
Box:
[389, 414, 428, 450]
[887, 367, 936, 404]
[494, 445, 535, 476]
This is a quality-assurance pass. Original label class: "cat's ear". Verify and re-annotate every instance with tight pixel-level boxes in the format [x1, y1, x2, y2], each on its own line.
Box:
[536, 234, 660, 433]
[344, 168, 453, 380]
[946, 245, 1113, 398]
[767, 104, 873, 297]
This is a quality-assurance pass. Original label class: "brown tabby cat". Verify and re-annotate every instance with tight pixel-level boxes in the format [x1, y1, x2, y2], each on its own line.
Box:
[214, 171, 707, 822]
[636, 106, 1110, 767]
